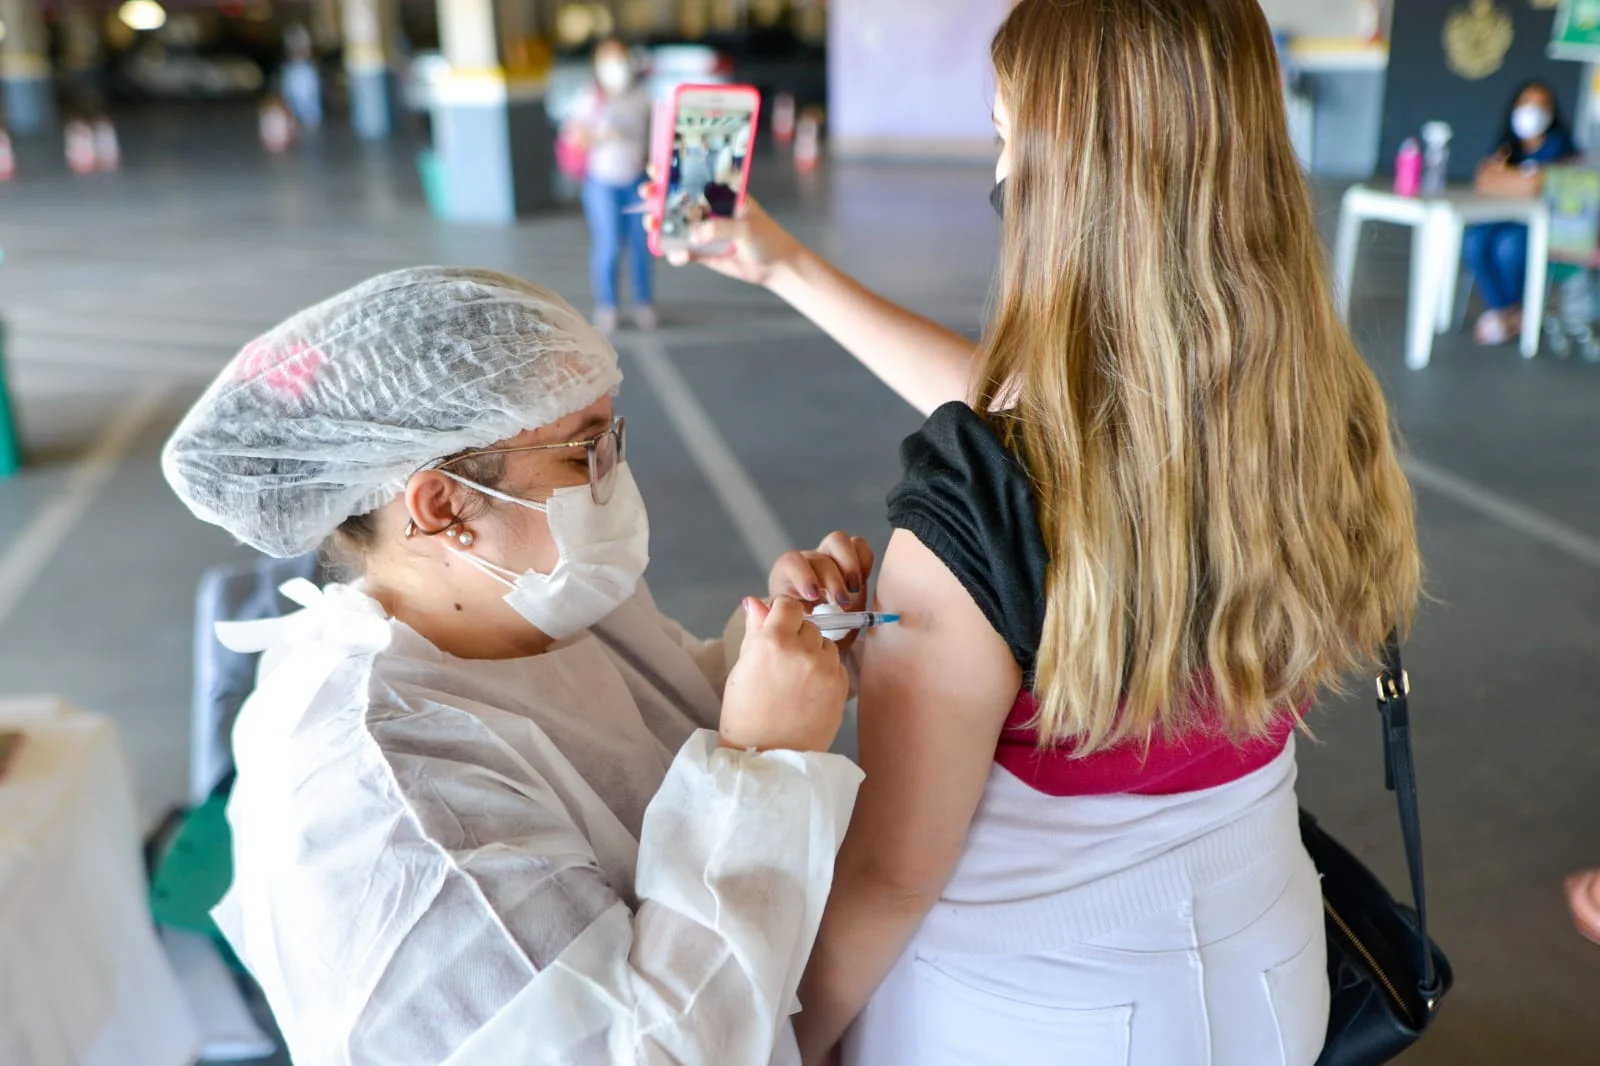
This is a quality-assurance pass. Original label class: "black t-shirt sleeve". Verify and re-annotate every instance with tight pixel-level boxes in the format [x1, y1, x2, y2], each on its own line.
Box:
[885, 402, 1051, 676]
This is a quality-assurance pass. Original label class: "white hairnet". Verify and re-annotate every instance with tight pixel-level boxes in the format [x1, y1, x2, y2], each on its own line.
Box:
[163, 267, 622, 558]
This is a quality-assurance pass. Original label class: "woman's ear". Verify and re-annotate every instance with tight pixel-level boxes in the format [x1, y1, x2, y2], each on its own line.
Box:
[405, 471, 465, 538]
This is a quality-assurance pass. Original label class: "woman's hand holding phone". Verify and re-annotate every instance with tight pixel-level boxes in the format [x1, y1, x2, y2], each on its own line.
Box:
[640, 175, 805, 284]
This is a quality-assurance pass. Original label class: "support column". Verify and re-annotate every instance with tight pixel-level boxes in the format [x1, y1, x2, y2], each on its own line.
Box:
[430, 0, 556, 223]
[343, 0, 395, 140]
[829, 0, 1009, 159]
[0, 0, 55, 134]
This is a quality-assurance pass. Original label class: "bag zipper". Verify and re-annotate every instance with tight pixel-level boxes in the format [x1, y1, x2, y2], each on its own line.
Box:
[1323, 897, 1413, 1024]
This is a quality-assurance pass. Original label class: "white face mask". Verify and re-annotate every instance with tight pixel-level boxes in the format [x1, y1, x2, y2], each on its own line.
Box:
[1512, 104, 1553, 142]
[596, 59, 633, 94]
[443, 463, 650, 640]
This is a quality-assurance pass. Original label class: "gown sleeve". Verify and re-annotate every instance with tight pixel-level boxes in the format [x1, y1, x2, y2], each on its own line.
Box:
[214, 644, 861, 1066]
[441, 732, 862, 1066]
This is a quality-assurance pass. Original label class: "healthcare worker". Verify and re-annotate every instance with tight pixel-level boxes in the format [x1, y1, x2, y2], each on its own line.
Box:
[162, 267, 868, 1066]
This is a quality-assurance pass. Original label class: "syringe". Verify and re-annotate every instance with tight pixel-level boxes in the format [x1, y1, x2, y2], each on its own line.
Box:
[807, 610, 901, 634]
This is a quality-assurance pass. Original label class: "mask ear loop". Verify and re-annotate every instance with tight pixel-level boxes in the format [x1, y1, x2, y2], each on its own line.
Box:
[448, 547, 520, 588]
[439, 470, 551, 513]
[402, 470, 548, 543]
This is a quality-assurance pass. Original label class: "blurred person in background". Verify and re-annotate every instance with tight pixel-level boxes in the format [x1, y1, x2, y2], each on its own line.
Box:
[563, 41, 656, 335]
[162, 267, 876, 1065]
[678, 131, 715, 207]
[652, 0, 1420, 1062]
[281, 23, 323, 131]
[705, 140, 741, 217]
[1467, 80, 1578, 346]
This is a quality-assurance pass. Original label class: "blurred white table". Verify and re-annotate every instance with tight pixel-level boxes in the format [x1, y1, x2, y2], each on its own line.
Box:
[0, 698, 201, 1066]
[1334, 185, 1550, 369]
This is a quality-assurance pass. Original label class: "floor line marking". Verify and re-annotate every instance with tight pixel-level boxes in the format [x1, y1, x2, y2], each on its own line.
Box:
[1405, 456, 1600, 572]
[622, 335, 796, 571]
[0, 384, 173, 628]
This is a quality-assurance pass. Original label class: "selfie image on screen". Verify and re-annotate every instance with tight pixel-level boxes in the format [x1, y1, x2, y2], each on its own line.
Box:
[659, 102, 755, 244]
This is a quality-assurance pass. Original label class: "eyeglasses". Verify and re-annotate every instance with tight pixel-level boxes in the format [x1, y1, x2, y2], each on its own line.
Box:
[432, 416, 627, 506]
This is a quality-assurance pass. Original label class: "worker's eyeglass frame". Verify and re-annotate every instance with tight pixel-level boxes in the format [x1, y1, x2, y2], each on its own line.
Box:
[434, 416, 627, 506]
[404, 417, 627, 540]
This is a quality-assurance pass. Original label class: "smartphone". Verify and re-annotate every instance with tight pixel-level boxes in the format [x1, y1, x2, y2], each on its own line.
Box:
[649, 84, 762, 258]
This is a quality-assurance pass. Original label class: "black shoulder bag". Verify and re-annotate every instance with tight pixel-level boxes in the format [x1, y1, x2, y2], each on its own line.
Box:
[1301, 634, 1453, 1066]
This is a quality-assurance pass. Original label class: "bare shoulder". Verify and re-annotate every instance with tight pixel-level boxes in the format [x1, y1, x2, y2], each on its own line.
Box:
[862, 529, 1021, 725]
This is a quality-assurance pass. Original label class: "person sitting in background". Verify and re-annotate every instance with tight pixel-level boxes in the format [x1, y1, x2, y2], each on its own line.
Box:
[1467, 80, 1579, 346]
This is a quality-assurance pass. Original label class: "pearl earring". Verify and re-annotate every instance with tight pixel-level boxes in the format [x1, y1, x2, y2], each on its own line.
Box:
[457, 531, 475, 547]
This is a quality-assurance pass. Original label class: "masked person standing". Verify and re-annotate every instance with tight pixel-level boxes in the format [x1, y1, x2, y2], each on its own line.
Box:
[162, 267, 872, 1065]
[564, 40, 657, 334]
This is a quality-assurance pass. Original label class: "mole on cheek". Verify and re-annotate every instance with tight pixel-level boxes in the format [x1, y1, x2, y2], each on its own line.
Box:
[455, 603, 463, 612]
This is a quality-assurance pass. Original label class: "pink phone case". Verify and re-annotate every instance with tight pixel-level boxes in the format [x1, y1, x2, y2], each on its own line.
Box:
[648, 84, 763, 258]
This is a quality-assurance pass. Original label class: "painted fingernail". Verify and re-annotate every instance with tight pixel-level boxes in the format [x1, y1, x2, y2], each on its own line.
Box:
[847, 583, 861, 595]
[805, 585, 822, 601]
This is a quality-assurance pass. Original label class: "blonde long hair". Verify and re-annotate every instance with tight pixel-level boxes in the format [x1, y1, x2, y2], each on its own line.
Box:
[981, 0, 1421, 753]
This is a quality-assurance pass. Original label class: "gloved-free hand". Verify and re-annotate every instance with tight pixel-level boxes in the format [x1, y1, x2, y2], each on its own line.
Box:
[767, 531, 876, 651]
[638, 171, 803, 283]
[719, 596, 849, 754]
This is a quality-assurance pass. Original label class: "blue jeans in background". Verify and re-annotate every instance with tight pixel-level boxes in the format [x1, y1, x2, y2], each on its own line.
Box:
[582, 175, 653, 311]
[1463, 222, 1529, 312]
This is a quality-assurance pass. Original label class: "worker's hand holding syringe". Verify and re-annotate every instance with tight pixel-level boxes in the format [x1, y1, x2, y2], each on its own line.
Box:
[717, 531, 892, 753]
[767, 531, 900, 653]
[720, 597, 850, 753]
[768, 531, 873, 609]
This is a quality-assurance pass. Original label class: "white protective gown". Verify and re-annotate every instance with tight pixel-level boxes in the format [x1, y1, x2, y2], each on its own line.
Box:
[212, 578, 862, 1066]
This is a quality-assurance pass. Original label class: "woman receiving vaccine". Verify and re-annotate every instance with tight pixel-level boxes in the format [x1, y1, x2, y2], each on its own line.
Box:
[564, 40, 657, 334]
[657, 1, 1421, 1062]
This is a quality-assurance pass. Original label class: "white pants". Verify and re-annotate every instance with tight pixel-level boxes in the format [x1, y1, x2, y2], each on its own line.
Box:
[843, 755, 1328, 1066]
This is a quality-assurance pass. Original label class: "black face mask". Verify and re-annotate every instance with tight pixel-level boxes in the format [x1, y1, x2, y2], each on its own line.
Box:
[990, 178, 1007, 218]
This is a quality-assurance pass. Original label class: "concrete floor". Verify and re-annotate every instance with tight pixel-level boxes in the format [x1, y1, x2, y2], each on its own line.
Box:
[0, 109, 1597, 1062]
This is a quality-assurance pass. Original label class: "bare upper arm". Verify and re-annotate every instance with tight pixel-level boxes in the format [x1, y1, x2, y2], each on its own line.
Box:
[841, 528, 1023, 899]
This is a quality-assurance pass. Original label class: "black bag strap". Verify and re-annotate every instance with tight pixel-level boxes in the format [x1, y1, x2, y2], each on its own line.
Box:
[1376, 630, 1443, 1007]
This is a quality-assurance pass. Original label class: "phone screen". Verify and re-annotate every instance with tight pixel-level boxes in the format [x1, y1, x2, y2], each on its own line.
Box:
[657, 90, 758, 250]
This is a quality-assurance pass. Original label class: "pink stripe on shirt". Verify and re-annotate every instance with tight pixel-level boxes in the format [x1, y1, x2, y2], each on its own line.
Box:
[995, 691, 1299, 797]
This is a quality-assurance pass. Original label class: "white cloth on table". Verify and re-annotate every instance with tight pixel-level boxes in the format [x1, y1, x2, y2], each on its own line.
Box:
[212, 579, 862, 1066]
[0, 700, 201, 1066]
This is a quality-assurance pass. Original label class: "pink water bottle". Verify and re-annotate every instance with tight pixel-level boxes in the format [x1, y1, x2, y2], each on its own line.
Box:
[1395, 138, 1423, 197]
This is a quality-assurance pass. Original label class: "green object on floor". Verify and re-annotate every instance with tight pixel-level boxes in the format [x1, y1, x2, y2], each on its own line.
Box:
[0, 311, 19, 480]
[417, 149, 447, 218]
[1551, 262, 1586, 287]
[149, 793, 234, 941]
